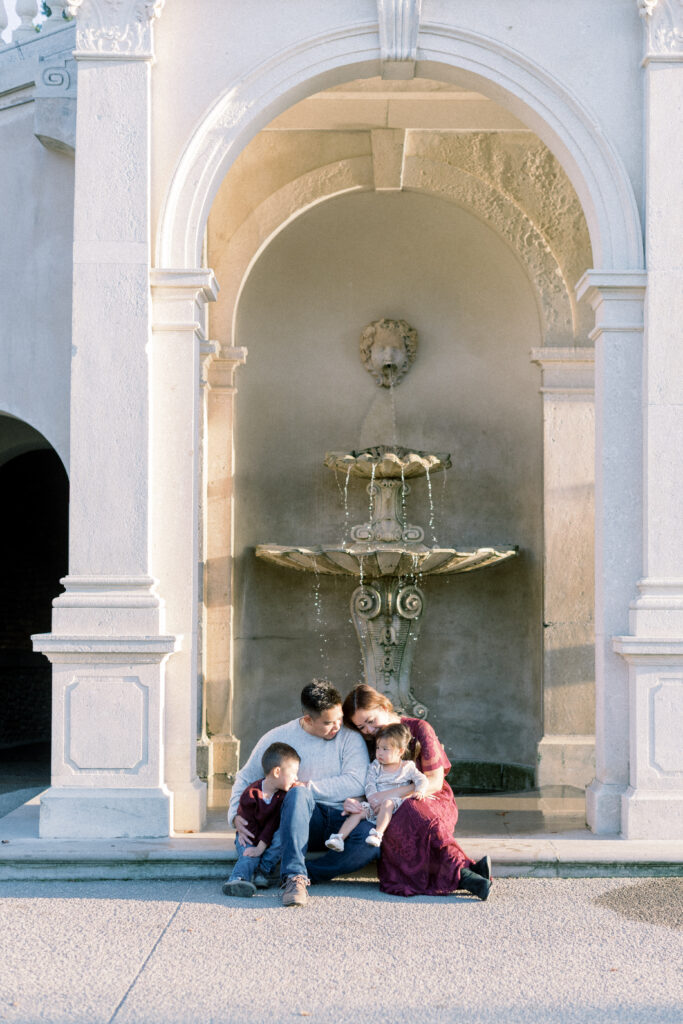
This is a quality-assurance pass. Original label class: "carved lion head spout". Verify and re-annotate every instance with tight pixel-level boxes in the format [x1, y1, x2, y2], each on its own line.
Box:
[360, 318, 418, 388]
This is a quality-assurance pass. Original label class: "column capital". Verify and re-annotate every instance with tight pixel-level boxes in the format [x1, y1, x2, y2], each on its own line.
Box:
[638, 0, 683, 63]
[69, 0, 165, 61]
[576, 271, 647, 339]
[530, 347, 595, 392]
[206, 348, 248, 391]
[151, 268, 219, 338]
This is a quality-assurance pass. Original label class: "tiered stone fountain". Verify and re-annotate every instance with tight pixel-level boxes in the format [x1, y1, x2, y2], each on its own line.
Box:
[256, 320, 517, 718]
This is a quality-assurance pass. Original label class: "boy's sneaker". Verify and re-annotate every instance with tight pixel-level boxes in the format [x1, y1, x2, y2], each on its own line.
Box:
[365, 828, 382, 847]
[221, 878, 256, 898]
[253, 872, 272, 889]
[281, 875, 309, 908]
[324, 833, 345, 852]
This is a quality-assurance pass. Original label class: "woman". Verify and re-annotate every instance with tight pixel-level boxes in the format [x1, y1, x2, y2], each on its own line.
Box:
[342, 683, 491, 899]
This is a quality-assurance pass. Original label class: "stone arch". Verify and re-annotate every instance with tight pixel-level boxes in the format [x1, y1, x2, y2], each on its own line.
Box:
[217, 150, 579, 351]
[157, 23, 642, 274]
[0, 413, 68, 763]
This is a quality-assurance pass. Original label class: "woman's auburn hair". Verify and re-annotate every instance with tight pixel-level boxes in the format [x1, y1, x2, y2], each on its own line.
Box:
[342, 683, 394, 729]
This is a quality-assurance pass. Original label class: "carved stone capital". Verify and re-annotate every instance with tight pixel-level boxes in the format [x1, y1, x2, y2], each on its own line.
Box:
[638, 0, 683, 58]
[377, 0, 422, 79]
[68, 0, 165, 59]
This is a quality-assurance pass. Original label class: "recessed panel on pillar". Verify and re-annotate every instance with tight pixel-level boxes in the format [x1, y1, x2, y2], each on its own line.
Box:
[65, 675, 148, 773]
[650, 678, 683, 778]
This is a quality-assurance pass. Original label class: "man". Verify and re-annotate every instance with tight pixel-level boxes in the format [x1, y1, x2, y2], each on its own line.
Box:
[227, 679, 379, 907]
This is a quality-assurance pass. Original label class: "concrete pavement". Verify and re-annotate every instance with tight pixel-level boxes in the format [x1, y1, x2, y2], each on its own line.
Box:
[0, 876, 681, 1023]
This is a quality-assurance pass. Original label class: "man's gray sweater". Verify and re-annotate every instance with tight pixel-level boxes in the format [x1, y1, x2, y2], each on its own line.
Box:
[227, 718, 369, 824]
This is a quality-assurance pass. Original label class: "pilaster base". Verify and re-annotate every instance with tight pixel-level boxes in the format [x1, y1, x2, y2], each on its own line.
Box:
[196, 735, 240, 809]
[586, 780, 625, 834]
[622, 788, 683, 839]
[169, 778, 207, 833]
[536, 735, 595, 790]
[40, 787, 171, 839]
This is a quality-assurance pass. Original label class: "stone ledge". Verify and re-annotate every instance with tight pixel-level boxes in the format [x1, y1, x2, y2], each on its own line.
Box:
[1, 798, 681, 882]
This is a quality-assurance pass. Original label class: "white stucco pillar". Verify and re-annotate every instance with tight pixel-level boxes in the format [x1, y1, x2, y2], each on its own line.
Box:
[32, 0, 175, 838]
[575, 272, 646, 834]
[197, 348, 247, 807]
[530, 349, 596, 790]
[613, 1, 683, 838]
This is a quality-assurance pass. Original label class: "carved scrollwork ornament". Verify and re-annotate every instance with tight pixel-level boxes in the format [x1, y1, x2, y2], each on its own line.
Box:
[352, 585, 382, 620]
[396, 584, 424, 620]
[638, 0, 683, 55]
[68, 0, 166, 57]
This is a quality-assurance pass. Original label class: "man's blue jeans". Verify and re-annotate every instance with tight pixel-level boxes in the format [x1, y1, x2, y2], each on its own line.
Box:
[277, 785, 379, 883]
[228, 830, 282, 883]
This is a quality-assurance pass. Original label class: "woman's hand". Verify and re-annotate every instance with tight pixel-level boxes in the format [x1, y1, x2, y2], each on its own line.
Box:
[367, 792, 384, 812]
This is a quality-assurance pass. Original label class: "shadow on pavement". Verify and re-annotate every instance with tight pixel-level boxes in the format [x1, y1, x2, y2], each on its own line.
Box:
[593, 877, 683, 930]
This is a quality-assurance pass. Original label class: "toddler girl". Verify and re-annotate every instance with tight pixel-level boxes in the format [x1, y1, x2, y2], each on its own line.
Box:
[325, 722, 428, 850]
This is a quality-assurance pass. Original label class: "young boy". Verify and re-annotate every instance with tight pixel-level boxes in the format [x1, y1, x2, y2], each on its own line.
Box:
[222, 741, 300, 897]
[324, 722, 428, 851]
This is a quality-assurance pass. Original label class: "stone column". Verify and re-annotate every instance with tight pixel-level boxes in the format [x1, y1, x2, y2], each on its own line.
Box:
[614, 2, 683, 838]
[196, 349, 247, 807]
[32, 0, 174, 838]
[575, 272, 646, 834]
[530, 348, 596, 790]
[149, 270, 220, 833]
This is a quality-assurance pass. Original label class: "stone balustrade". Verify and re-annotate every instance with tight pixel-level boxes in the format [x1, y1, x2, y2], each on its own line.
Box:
[0, 0, 72, 50]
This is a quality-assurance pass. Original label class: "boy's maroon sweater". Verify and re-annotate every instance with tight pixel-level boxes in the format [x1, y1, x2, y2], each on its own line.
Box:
[237, 779, 286, 848]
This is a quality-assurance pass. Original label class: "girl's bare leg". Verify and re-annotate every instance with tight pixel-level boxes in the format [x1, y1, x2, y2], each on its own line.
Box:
[372, 800, 394, 837]
[337, 810, 365, 840]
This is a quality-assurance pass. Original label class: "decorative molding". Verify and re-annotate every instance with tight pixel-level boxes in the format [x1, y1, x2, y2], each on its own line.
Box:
[530, 347, 595, 392]
[638, 0, 683, 58]
[33, 54, 77, 154]
[377, 0, 422, 78]
[68, 0, 164, 59]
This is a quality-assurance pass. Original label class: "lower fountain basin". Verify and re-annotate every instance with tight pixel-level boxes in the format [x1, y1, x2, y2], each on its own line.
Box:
[255, 543, 517, 578]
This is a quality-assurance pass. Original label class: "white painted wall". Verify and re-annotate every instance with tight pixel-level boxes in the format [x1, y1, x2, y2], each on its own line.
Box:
[0, 100, 73, 468]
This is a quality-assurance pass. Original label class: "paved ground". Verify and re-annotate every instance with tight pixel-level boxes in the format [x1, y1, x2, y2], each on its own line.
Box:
[0, 876, 681, 1024]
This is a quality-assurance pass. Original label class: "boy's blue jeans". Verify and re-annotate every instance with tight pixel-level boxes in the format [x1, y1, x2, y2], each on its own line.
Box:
[278, 785, 379, 883]
[228, 830, 282, 883]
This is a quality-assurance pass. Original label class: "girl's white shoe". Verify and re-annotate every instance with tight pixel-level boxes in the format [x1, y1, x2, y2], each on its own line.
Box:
[365, 828, 383, 847]
[325, 833, 345, 852]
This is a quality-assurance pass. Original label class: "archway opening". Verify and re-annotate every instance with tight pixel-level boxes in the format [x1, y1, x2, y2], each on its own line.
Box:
[200, 74, 597, 803]
[0, 418, 68, 814]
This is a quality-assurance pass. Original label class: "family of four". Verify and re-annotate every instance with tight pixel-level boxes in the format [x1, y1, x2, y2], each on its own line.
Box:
[224, 679, 492, 906]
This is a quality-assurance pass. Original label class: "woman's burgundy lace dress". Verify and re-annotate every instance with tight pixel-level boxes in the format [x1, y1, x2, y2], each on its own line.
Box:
[377, 717, 474, 896]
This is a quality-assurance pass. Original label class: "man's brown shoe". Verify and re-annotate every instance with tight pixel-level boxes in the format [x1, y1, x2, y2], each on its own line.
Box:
[281, 874, 309, 907]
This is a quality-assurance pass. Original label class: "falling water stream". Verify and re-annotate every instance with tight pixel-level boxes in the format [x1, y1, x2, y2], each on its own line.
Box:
[311, 561, 330, 676]
[425, 466, 438, 546]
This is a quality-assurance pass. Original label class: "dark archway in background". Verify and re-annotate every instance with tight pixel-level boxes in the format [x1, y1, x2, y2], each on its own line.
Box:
[0, 448, 68, 790]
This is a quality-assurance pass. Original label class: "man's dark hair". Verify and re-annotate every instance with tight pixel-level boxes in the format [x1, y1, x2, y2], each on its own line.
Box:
[301, 679, 342, 718]
[261, 742, 300, 776]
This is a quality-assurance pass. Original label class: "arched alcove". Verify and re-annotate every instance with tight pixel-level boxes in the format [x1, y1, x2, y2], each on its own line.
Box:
[0, 416, 68, 797]
[153, 23, 642, 811]
[230, 187, 543, 774]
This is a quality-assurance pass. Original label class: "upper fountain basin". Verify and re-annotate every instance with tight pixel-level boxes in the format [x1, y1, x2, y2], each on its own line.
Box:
[324, 446, 451, 479]
[255, 543, 517, 578]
